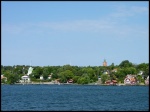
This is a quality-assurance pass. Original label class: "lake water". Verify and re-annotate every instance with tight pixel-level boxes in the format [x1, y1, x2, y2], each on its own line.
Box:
[1, 84, 149, 111]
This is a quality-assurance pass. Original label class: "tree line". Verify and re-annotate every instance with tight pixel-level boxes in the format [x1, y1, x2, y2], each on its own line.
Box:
[1, 60, 149, 84]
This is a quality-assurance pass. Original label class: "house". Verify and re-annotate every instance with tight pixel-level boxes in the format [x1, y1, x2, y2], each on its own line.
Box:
[97, 77, 102, 84]
[103, 70, 109, 75]
[55, 79, 60, 84]
[105, 80, 117, 85]
[112, 80, 117, 85]
[40, 76, 43, 80]
[67, 79, 73, 83]
[124, 74, 137, 85]
[48, 75, 52, 79]
[20, 66, 33, 83]
[1, 74, 7, 82]
[145, 76, 149, 85]
[21, 75, 30, 83]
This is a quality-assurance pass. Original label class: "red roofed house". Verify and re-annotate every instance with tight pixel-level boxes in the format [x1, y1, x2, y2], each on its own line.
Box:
[67, 79, 73, 83]
[124, 74, 137, 85]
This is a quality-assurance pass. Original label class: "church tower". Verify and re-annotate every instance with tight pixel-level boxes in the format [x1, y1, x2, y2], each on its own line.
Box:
[103, 59, 107, 66]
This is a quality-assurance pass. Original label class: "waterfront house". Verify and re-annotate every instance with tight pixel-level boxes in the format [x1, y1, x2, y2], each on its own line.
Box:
[21, 75, 30, 83]
[40, 76, 43, 80]
[48, 75, 52, 79]
[105, 80, 117, 85]
[1, 74, 7, 82]
[55, 79, 60, 84]
[97, 77, 102, 84]
[124, 74, 137, 85]
[20, 66, 33, 83]
[112, 80, 117, 85]
[145, 76, 149, 85]
[67, 79, 73, 83]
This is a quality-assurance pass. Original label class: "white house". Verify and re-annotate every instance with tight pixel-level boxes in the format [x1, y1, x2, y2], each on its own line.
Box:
[40, 76, 43, 80]
[21, 75, 30, 83]
[20, 66, 33, 83]
[48, 75, 52, 79]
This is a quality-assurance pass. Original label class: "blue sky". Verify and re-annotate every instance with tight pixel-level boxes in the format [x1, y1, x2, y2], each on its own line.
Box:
[2, 1, 149, 66]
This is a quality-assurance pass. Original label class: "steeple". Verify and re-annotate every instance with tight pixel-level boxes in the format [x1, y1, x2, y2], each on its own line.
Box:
[103, 59, 107, 66]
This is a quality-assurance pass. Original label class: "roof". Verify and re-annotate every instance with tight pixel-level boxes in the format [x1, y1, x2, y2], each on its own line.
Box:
[22, 75, 29, 78]
[112, 80, 117, 83]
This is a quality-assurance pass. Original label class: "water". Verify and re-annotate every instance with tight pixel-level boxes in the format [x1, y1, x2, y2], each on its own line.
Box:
[1, 84, 149, 111]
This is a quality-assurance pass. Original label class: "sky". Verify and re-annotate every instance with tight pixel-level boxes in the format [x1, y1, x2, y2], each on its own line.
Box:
[1, 1, 149, 67]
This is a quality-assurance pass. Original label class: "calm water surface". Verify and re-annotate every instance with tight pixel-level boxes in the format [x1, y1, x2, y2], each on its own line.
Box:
[1, 84, 149, 111]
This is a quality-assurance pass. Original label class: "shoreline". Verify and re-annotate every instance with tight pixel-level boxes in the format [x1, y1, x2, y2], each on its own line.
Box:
[1, 82, 148, 86]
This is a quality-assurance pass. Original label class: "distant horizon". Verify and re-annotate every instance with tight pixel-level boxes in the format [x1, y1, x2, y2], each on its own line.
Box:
[2, 1, 148, 67]
[1, 60, 149, 67]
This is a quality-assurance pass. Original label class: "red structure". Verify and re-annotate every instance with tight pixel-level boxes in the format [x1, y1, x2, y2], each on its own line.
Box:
[105, 80, 117, 85]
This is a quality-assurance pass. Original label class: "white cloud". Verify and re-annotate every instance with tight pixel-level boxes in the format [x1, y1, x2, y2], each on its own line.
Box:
[131, 6, 148, 13]
[2, 5, 148, 38]
[2, 19, 116, 35]
[2, 18, 147, 39]
[2, 24, 23, 35]
[36, 19, 115, 32]
[110, 5, 148, 18]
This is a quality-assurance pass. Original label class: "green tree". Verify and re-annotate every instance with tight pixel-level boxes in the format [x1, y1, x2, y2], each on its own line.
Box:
[119, 60, 133, 68]
[32, 67, 43, 79]
[6, 73, 19, 84]
[58, 70, 74, 83]
[114, 69, 126, 83]
[77, 76, 90, 84]
[72, 76, 80, 83]
[51, 73, 58, 80]
[136, 75, 144, 84]
[123, 67, 137, 74]
[136, 63, 148, 71]
[101, 74, 109, 84]
[43, 67, 50, 80]
[109, 73, 117, 80]
[1, 78, 6, 84]
[110, 63, 115, 70]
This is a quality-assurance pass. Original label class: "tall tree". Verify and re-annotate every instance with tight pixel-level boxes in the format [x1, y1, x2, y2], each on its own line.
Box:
[119, 60, 133, 68]
[101, 74, 109, 84]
